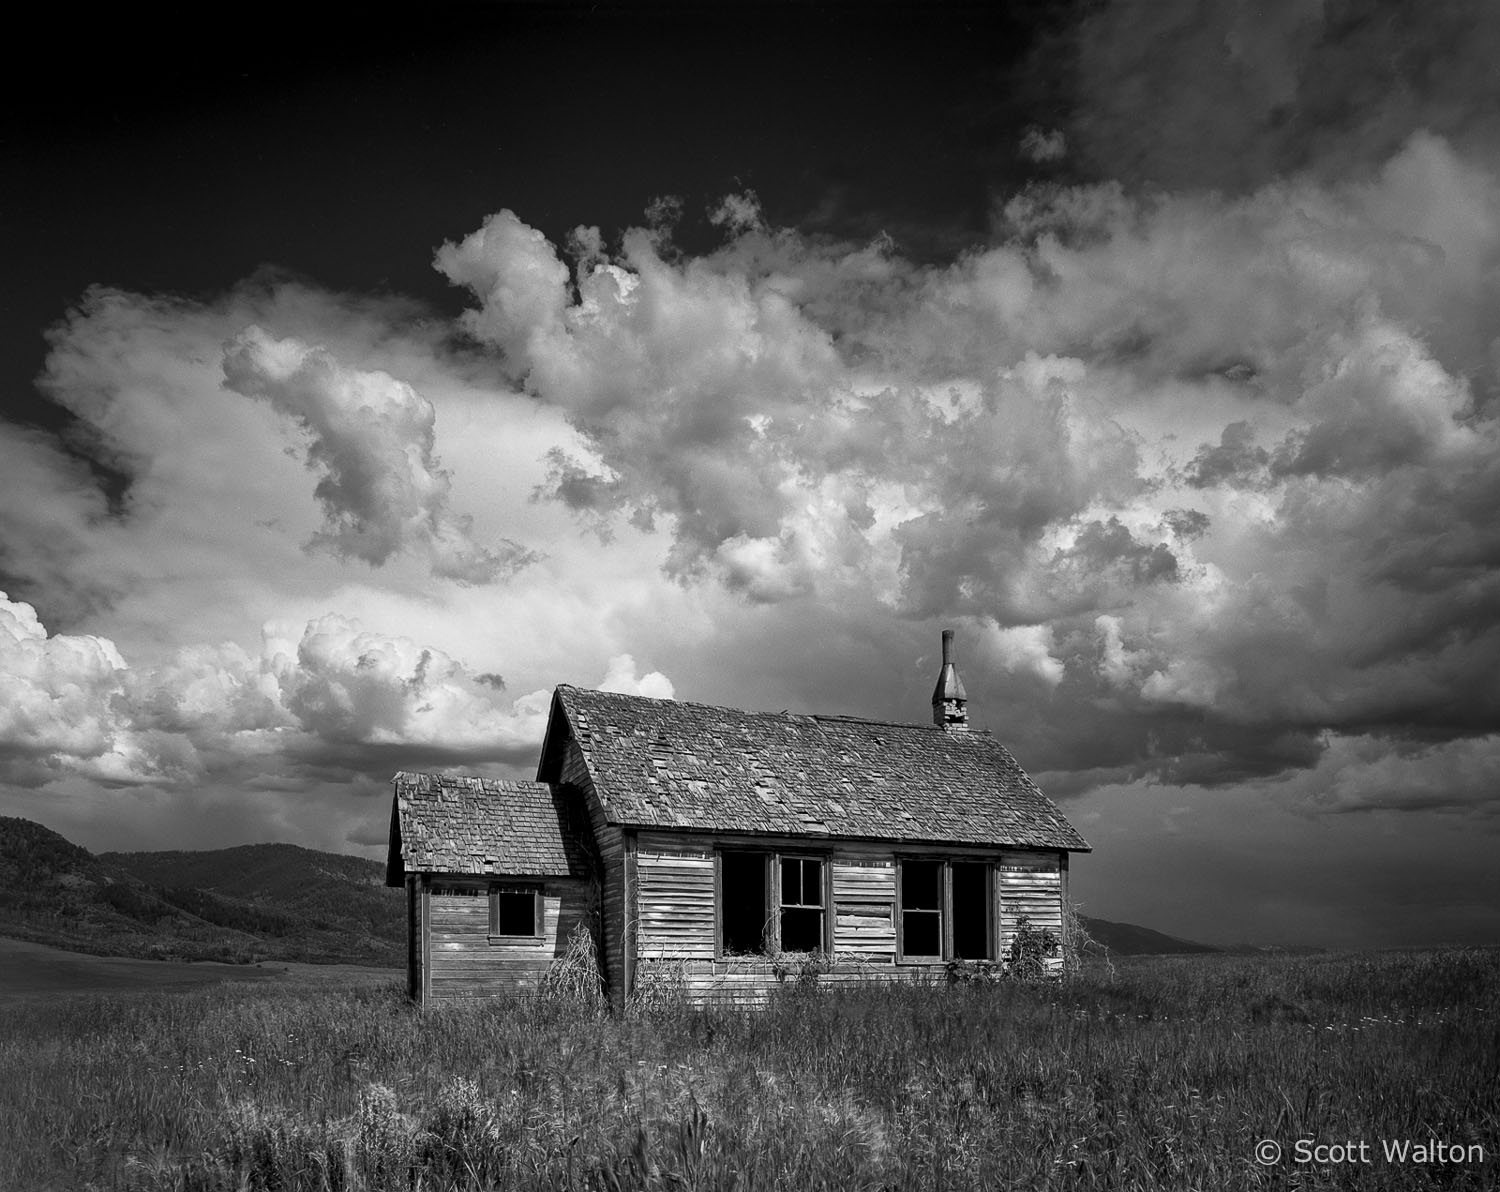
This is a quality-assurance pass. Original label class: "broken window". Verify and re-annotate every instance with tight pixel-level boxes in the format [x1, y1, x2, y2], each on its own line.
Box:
[720, 851, 768, 954]
[950, 862, 991, 960]
[489, 885, 540, 937]
[779, 856, 825, 952]
[718, 851, 828, 955]
[900, 859, 943, 958]
[899, 859, 994, 961]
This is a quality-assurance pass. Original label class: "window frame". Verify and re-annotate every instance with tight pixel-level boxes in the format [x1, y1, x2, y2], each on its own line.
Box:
[776, 853, 829, 955]
[717, 850, 772, 957]
[487, 882, 545, 945]
[715, 848, 832, 958]
[895, 858, 994, 964]
[948, 859, 994, 963]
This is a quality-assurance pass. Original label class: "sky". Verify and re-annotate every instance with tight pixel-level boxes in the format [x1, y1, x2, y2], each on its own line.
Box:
[4, 0, 1500, 949]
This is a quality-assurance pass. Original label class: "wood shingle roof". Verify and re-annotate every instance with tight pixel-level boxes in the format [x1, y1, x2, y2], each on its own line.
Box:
[387, 772, 594, 881]
[539, 686, 1090, 851]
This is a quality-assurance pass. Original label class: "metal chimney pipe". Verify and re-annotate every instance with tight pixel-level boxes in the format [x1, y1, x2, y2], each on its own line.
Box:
[931, 628, 969, 731]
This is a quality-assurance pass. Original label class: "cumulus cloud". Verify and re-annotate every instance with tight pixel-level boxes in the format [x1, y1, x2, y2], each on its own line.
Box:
[0, 594, 580, 789]
[222, 326, 534, 583]
[597, 654, 675, 700]
[982, 622, 1064, 688]
[433, 211, 571, 382]
[0, 592, 143, 782]
[436, 207, 1153, 614]
[428, 127, 1500, 815]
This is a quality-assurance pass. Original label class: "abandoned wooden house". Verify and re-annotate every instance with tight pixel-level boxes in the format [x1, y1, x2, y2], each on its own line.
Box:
[386, 630, 1089, 1005]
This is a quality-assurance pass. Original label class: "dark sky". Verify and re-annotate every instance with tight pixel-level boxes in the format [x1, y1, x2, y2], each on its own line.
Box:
[4, 1, 1500, 949]
[2, 3, 1071, 428]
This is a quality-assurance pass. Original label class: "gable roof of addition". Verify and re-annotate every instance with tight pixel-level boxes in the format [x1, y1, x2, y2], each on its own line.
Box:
[385, 771, 594, 885]
[536, 685, 1090, 851]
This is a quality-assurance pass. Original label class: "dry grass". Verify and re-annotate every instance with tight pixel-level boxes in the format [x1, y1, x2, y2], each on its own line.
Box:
[2, 948, 1496, 1190]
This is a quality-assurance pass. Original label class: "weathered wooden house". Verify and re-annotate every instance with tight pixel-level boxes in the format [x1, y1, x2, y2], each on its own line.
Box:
[386, 631, 1089, 1005]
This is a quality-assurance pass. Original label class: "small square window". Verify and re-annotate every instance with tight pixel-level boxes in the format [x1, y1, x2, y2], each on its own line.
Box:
[489, 886, 539, 937]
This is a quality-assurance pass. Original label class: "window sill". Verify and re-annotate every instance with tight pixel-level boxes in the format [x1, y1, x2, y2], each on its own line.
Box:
[896, 956, 945, 966]
[487, 934, 545, 946]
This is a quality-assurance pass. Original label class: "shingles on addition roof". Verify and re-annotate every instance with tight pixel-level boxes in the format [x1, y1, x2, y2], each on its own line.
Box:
[386, 772, 594, 885]
[538, 686, 1090, 852]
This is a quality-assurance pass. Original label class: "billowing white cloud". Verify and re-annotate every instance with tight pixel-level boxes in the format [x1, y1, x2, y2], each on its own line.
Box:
[423, 128, 1500, 815]
[265, 613, 548, 753]
[0, 593, 132, 769]
[433, 210, 571, 380]
[222, 326, 533, 583]
[981, 621, 1064, 688]
[0, 594, 664, 790]
[597, 654, 675, 700]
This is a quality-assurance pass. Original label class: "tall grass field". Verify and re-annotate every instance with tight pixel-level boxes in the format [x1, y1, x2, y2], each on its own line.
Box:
[2, 949, 1496, 1190]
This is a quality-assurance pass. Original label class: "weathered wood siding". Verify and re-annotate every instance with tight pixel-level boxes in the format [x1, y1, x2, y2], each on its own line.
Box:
[636, 837, 716, 960]
[998, 850, 1065, 972]
[563, 738, 625, 1003]
[832, 858, 897, 962]
[625, 834, 1070, 1004]
[423, 874, 592, 1002]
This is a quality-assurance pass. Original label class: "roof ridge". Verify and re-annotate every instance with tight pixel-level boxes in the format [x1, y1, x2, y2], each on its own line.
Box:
[810, 712, 994, 735]
[558, 684, 979, 734]
[393, 772, 552, 790]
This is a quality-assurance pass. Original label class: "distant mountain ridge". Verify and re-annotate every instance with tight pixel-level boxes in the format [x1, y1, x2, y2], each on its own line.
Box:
[0, 815, 1221, 965]
[0, 817, 402, 966]
[1077, 916, 1219, 956]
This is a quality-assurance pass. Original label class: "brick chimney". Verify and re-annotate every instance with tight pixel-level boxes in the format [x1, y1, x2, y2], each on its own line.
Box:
[931, 629, 968, 731]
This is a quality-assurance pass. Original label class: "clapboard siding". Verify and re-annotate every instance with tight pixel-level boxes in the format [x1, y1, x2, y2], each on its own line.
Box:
[998, 850, 1064, 972]
[619, 836, 1070, 996]
[637, 843, 716, 961]
[563, 738, 623, 1004]
[423, 875, 593, 1001]
[831, 857, 896, 960]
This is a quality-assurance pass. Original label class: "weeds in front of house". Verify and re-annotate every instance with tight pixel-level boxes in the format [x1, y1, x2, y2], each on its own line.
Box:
[3, 948, 1498, 1190]
[539, 921, 608, 1017]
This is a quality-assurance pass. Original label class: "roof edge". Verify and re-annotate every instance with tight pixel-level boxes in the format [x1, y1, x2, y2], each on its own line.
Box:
[535, 688, 572, 783]
[594, 816, 1089, 853]
[383, 784, 405, 887]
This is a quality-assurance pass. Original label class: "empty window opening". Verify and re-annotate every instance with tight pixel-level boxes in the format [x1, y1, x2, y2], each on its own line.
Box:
[492, 888, 538, 936]
[901, 859, 943, 957]
[721, 852, 768, 954]
[951, 862, 991, 960]
[779, 856, 825, 952]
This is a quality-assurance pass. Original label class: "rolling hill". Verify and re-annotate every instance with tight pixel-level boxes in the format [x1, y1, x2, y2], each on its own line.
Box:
[1077, 915, 1219, 956]
[0, 817, 402, 965]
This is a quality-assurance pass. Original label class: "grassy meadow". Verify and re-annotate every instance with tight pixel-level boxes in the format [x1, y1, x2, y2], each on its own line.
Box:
[2, 949, 1496, 1191]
